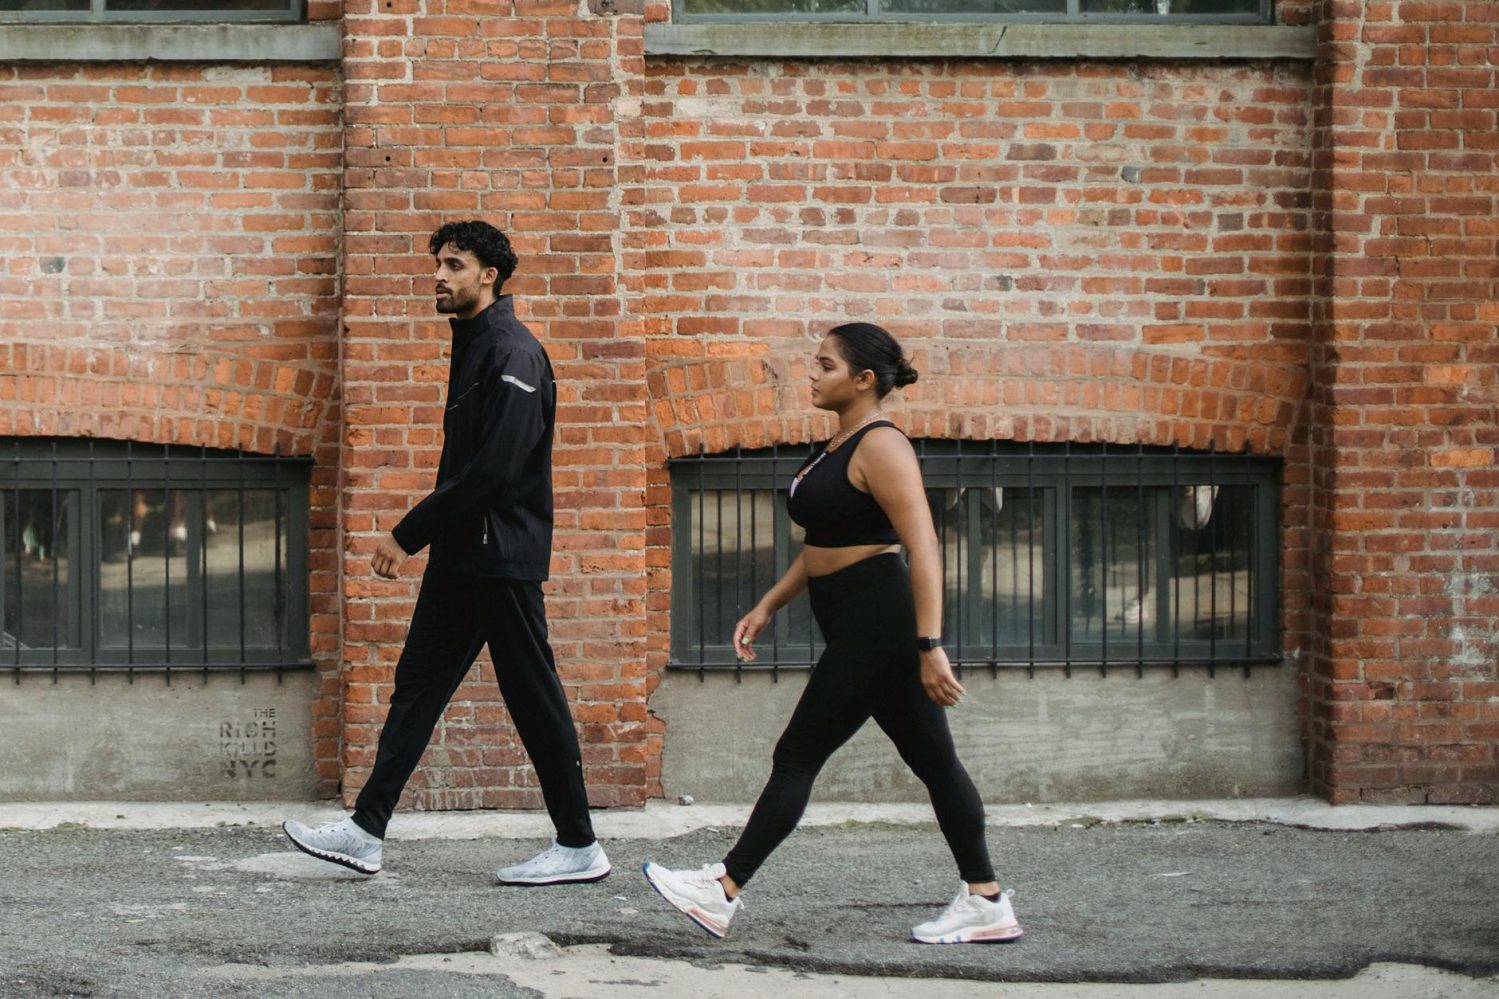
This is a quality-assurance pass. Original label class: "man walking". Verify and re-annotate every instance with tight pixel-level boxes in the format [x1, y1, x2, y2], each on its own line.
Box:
[283, 220, 609, 885]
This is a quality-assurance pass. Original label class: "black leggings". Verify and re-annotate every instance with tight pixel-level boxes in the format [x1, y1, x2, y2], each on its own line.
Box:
[352, 570, 595, 846]
[722, 553, 995, 887]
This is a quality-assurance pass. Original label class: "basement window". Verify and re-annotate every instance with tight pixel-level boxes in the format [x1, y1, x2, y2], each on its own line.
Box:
[2, 438, 311, 679]
[670, 441, 1280, 675]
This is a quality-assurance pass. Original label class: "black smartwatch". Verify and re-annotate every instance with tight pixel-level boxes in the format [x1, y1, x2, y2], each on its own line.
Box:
[916, 636, 943, 652]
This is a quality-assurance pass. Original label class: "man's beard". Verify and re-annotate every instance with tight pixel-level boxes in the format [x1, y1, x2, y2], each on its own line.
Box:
[436, 284, 481, 314]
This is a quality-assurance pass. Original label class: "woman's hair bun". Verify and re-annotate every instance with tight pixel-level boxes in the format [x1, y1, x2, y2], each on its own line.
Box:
[894, 357, 919, 388]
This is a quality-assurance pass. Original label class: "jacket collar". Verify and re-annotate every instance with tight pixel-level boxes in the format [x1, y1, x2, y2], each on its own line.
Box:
[448, 295, 514, 345]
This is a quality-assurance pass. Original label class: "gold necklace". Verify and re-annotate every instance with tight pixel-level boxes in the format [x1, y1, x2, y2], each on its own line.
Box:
[790, 411, 884, 494]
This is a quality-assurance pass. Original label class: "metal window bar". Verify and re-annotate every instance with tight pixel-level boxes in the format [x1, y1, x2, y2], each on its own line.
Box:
[237, 446, 248, 683]
[0, 439, 312, 679]
[1207, 447, 1217, 677]
[124, 439, 135, 680]
[200, 443, 211, 679]
[274, 445, 285, 682]
[1135, 443, 1145, 678]
[1099, 444, 1109, 677]
[1242, 448, 1254, 676]
[696, 445, 706, 680]
[669, 441, 1281, 675]
[49, 439, 59, 682]
[1026, 441, 1036, 677]
[1061, 440, 1072, 678]
[163, 446, 172, 676]
[733, 448, 742, 684]
[1171, 444, 1181, 678]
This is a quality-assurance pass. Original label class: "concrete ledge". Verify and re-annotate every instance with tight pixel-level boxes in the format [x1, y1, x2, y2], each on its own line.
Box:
[645, 22, 1316, 61]
[0, 22, 342, 63]
[5, 797, 1496, 837]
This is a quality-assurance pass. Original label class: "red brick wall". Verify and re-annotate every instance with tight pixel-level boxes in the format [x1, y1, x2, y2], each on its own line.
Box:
[628, 49, 1321, 733]
[1308, 0, 1499, 804]
[337, 0, 655, 811]
[0, 61, 346, 791]
[7, 0, 1492, 810]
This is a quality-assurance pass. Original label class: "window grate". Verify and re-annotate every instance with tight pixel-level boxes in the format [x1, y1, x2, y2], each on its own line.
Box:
[2, 438, 312, 682]
[669, 440, 1281, 677]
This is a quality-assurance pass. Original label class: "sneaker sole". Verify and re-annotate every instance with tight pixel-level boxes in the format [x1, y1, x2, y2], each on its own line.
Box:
[281, 822, 381, 876]
[496, 864, 611, 886]
[911, 924, 1023, 945]
[641, 863, 730, 940]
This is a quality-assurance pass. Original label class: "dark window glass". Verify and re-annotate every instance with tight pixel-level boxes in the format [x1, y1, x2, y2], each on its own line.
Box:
[3, 489, 79, 652]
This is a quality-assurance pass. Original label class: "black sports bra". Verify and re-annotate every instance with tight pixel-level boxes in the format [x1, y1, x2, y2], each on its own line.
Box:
[786, 421, 901, 548]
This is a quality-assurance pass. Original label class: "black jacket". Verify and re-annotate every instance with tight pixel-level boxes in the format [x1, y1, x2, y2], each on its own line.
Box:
[392, 296, 555, 580]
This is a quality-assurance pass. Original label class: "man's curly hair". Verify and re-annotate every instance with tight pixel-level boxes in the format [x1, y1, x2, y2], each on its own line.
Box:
[429, 220, 518, 289]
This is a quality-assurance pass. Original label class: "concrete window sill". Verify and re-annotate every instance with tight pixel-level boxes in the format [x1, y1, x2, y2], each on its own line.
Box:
[0, 22, 341, 62]
[644, 22, 1316, 61]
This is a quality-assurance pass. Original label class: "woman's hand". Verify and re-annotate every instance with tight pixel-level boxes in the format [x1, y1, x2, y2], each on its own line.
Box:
[732, 606, 773, 662]
[920, 647, 965, 707]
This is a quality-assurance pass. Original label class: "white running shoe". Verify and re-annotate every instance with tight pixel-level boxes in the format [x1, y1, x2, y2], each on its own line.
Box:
[282, 816, 382, 875]
[496, 840, 611, 885]
[642, 861, 741, 939]
[912, 887, 1023, 944]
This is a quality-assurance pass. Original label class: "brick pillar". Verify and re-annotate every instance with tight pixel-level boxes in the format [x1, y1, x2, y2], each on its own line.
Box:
[338, 1, 651, 811]
[1308, 0, 1499, 803]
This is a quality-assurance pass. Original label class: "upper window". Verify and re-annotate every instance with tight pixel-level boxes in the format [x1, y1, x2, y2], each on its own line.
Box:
[2, 438, 311, 678]
[0, 0, 301, 22]
[677, 0, 1270, 22]
[670, 441, 1280, 675]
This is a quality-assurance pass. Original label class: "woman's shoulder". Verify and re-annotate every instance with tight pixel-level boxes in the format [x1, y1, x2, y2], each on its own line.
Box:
[853, 423, 914, 461]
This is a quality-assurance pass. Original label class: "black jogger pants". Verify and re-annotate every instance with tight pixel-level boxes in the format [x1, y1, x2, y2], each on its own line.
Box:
[352, 570, 594, 846]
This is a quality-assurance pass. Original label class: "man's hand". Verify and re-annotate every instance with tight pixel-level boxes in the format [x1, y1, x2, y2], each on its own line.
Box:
[372, 534, 407, 579]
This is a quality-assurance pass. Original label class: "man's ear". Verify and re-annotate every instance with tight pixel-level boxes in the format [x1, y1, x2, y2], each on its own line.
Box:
[483, 266, 500, 289]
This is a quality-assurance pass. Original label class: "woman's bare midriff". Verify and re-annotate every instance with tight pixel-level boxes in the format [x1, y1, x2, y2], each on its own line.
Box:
[802, 542, 901, 578]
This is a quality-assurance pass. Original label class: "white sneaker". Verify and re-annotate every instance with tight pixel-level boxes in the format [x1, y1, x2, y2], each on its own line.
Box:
[642, 861, 741, 939]
[912, 887, 1023, 944]
[282, 816, 382, 875]
[496, 840, 610, 885]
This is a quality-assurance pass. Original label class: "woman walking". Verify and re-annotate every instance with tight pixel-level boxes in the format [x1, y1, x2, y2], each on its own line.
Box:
[642, 322, 1022, 945]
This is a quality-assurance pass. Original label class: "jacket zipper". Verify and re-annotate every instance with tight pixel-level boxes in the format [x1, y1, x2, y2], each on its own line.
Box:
[482, 517, 489, 546]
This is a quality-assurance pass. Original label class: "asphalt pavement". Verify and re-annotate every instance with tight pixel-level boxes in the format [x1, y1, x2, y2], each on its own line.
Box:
[1, 799, 1496, 998]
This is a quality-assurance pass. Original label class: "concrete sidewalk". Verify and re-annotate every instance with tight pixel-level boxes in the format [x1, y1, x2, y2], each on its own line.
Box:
[8, 795, 1499, 837]
[3, 798, 1497, 999]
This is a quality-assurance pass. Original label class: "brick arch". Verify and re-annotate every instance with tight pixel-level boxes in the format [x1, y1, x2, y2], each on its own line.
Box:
[0, 343, 336, 456]
[650, 343, 1308, 459]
